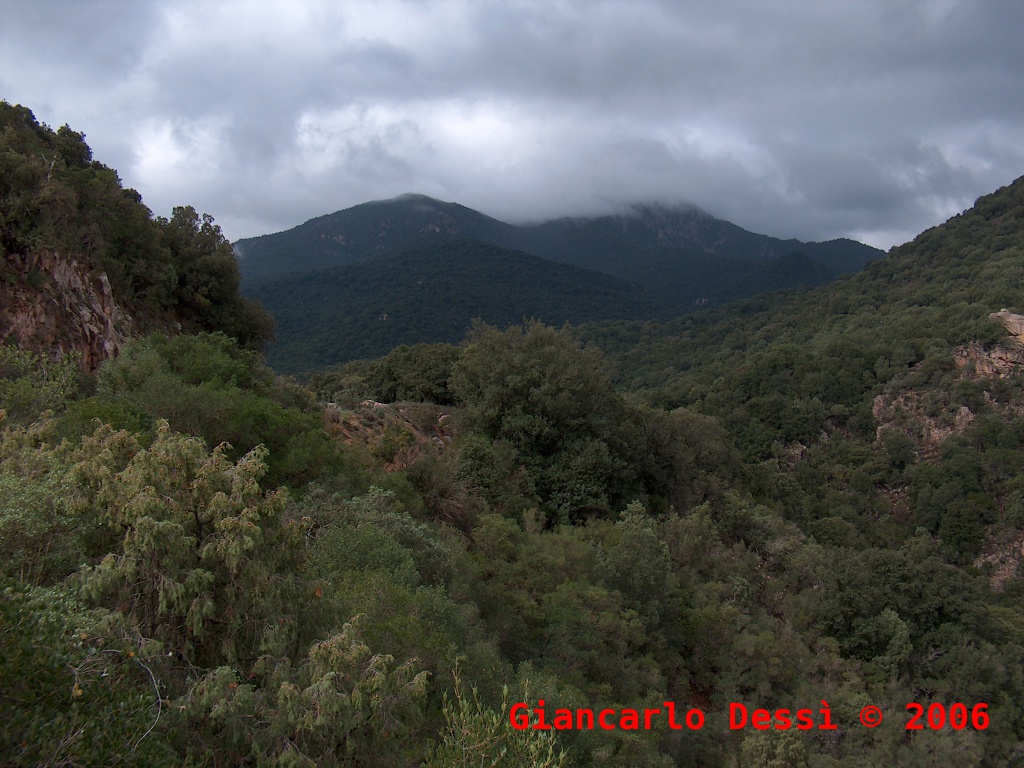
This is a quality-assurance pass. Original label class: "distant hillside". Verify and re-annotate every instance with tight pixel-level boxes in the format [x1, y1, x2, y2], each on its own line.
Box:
[244, 240, 682, 373]
[588, 247, 838, 307]
[234, 194, 883, 303]
[516, 203, 879, 277]
[585, 175, 1024, 401]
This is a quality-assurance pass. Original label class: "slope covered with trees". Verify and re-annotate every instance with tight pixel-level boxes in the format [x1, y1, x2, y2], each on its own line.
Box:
[0, 101, 273, 360]
[5, 99, 1024, 767]
[245, 240, 683, 373]
[235, 193, 881, 307]
[300, 177, 1024, 766]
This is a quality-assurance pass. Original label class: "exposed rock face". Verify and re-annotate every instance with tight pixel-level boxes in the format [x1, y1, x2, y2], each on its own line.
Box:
[1, 250, 131, 371]
[955, 341, 1024, 378]
[991, 309, 1024, 340]
[873, 332, 1024, 462]
[638, 207, 727, 252]
[953, 309, 1024, 378]
[975, 534, 1024, 591]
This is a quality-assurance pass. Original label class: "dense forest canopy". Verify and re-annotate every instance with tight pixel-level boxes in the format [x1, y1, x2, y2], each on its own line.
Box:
[237, 194, 882, 373]
[4, 102, 1024, 767]
[245, 240, 683, 373]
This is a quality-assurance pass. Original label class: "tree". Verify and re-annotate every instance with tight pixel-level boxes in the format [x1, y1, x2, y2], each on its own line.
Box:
[0, 345, 79, 427]
[158, 206, 274, 347]
[71, 421, 301, 670]
[0, 579, 175, 767]
[425, 669, 568, 768]
[450, 321, 643, 521]
[182, 616, 429, 767]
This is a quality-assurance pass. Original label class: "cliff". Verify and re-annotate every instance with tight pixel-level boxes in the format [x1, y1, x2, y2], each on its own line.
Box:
[1, 250, 130, 372]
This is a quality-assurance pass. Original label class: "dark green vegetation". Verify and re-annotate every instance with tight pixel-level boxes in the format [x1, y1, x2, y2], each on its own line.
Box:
[235, 193, 880, 285]
[0, 102, 273, 348]
[237, 194, 880, 371]
[247, 240, 683, 373]
[4, 100, 1024, 766]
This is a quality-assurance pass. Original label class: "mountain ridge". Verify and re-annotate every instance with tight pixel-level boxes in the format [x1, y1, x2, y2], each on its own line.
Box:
[234, 194, 884, 294]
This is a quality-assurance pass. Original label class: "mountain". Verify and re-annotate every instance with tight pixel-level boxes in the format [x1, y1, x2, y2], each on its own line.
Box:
[234, 194, 883, 304]
[585, 175, 1024, 405]
[245, 239, 683, 373]
[236, 195, 881, 369]
[234, 194, 522, 278]
[515, 203, 879, 276]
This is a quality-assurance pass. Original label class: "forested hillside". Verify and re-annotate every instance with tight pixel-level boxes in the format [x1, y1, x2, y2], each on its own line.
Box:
[248, 239, 850, 373]
[4, 101, 1024, 767]
[235, 193, 881, 306]
[0, 102, 273, 365]
[246, 240, 683, 373]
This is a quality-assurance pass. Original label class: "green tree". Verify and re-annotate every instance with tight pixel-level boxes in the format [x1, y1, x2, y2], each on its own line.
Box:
[158, 205, 274, 347]
[0, 579, 175, 767]
[450, 321, 643, 521]
[0, 345, 79, 426]
[70, 421, 301, 670]
[181, 616, 430, 767]
[96, 333, 347, 488]
[425, 670, 568, 768]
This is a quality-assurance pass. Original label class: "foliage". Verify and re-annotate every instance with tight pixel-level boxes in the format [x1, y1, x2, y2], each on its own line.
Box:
[451, 321, 645, 522]
[96, 332, 350, 488]
[0, 344, 79, 426]
[310, 342, 463, 406]
[70, 422, 298, 669]
[180, 616, 429, 767]
[245, 240, 681, 374]
[0, 579, 175, 767]
[157, 205, 275, 346]
[425, 670, 568, 768]
[0, 452, 80, 586]
[0, 101, 273, 346]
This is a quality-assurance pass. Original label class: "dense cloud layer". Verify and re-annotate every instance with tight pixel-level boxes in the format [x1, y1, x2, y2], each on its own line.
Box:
[3, 0, 1022, 248]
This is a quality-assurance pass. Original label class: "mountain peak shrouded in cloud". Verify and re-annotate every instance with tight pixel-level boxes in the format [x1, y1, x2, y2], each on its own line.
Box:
[234, 193, 882, 289]
[2, 1, 1022, 250]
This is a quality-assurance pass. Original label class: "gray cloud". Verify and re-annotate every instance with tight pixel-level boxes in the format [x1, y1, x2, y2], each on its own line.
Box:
[2, 0, 1022, 249]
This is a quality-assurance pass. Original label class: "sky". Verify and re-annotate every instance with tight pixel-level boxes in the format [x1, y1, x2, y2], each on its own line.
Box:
[2, 0, 1023, 250]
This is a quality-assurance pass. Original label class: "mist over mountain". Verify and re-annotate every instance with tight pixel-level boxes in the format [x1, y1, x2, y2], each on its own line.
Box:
[234, 194, 883, 304]
[10, 93, 1024, 767]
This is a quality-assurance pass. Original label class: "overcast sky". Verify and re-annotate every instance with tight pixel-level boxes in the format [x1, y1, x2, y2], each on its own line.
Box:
[2, 0, 1022, 250]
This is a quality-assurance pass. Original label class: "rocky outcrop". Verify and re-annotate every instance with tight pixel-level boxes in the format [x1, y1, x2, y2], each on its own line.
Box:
[323, 400, 452, 471]
[873, 332, 1024, 461]
[872, 390, 975, 461]
[975, 534, 1024, 591]
[1, 250, 131, 371]
[991, 309, 1024, 340]
[955, 341, 1024, 378]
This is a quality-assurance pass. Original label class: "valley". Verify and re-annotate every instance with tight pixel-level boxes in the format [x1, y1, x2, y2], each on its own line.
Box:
[4, 100, 1024, 767]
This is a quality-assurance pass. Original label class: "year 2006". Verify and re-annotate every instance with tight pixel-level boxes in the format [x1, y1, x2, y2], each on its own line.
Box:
[905, 703, 988, 731]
